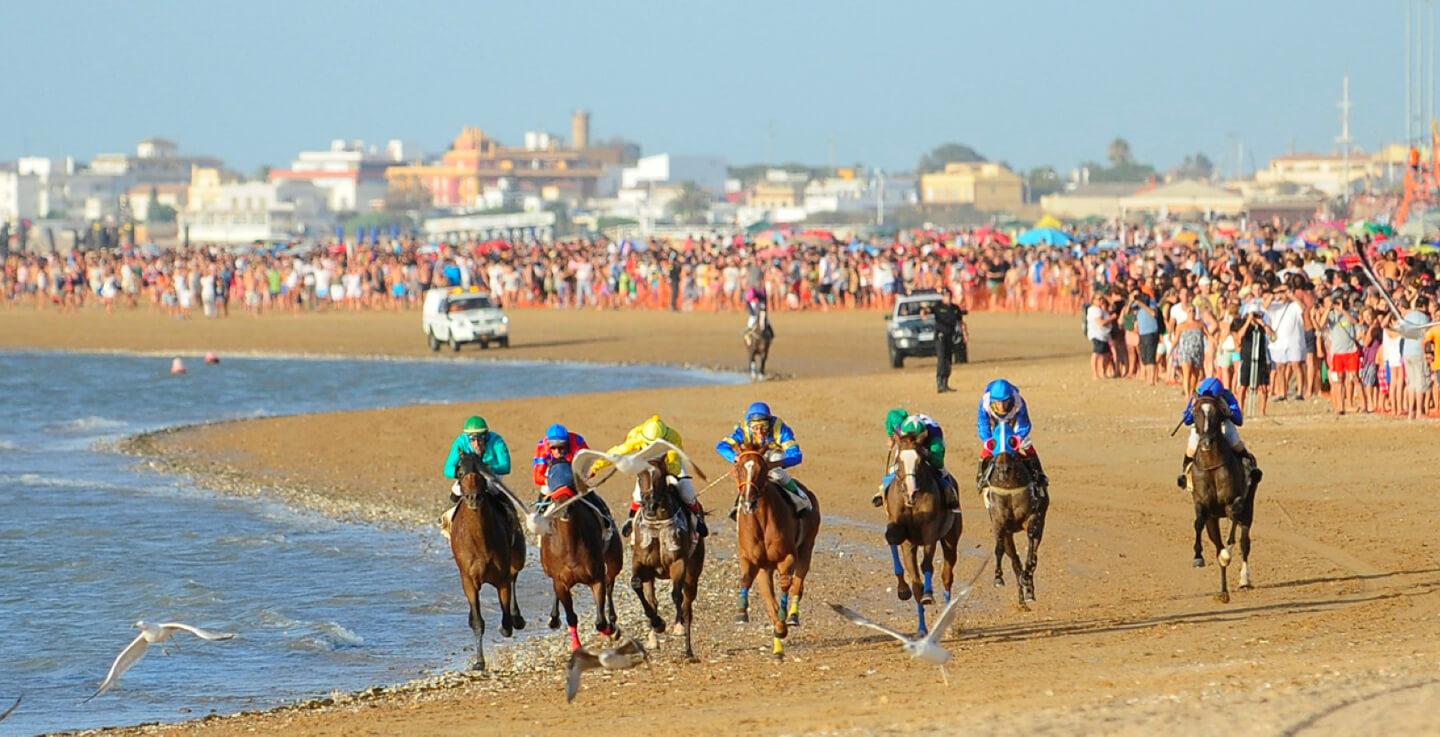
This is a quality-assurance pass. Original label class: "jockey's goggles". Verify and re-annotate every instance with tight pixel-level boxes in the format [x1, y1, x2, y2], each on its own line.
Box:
[989, 399, 1013, 415]
[546, 440, 568, 450]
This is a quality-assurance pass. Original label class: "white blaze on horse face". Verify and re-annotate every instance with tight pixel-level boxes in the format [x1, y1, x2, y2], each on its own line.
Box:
[898, 448, 919, 500]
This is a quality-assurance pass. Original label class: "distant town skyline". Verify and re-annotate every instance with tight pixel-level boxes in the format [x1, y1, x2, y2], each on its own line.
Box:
[0, 1, 1422, 176]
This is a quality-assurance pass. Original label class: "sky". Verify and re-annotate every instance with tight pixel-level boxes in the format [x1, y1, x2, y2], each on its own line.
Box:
[0, 1, 1419, 176]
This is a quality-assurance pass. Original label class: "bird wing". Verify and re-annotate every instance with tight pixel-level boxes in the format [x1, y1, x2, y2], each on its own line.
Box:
[159, 623, 236, 641]
[571, 449, 619, 485]
[479, 470, 531, 515]
[828, 603, 911, 644]
[925, 560, 991, 645]
[565, 650, 599, 703]
[610, 636, 648, 661]
[644, 440, 710, 483]
[84, 633, 150, 702]
[0, 694, 20, 722]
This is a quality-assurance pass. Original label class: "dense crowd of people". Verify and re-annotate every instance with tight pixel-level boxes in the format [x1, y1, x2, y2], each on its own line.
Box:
[3, 218, 1437, 419]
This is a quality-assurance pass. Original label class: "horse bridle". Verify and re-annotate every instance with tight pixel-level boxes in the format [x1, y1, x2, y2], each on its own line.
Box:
[734, 450, 766, 514]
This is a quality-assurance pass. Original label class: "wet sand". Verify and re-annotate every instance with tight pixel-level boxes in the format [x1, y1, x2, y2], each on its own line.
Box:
[10, 307, 1438, 736]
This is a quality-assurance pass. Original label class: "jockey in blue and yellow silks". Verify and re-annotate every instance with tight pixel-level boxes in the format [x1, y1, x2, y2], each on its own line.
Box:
[976, 379, 1048, 495]
[1178, 376, 1261, 489]
[716, 401, 812, 516]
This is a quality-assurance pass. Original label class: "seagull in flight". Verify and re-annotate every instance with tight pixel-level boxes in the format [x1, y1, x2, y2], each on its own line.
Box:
[0, 694, 20, 722]
[84, 621, 236, 703]
[828, 562, 987, 683]
[565, 636, 648, 703]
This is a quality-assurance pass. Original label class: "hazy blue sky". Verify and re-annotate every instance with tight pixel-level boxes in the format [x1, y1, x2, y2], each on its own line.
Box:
[0, 1, 1417, 175]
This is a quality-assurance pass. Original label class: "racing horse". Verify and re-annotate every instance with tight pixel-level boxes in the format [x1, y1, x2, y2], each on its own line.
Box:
[980, 424, 1049, 610]
[629, 457, 706, 661]
[883, 432, 961, 635]
[449, 452, 527, 671]
[732, 446, 820, 659]
[531, 475, 623, 651]
[744, 318, 773, 381]
[1185, 393, 1256, 603]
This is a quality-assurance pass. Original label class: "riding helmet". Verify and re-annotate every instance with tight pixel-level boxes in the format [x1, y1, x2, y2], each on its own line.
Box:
[462, 415, 488, 435]
[639, 415, 666, 441]
[745, 402, 772, 422]
[545, 423, 570, 443]
[884, 407, 910, 436]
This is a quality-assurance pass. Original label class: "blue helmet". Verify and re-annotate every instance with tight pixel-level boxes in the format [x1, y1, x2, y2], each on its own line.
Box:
[545, 423, 570, 444]
[1196, 377, 1225, 396]
[986, 379, 1017, 402]
[745, 402, 772, 422]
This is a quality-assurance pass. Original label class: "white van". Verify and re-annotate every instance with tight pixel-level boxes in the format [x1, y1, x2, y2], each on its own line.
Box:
[422, 287, 510, 351]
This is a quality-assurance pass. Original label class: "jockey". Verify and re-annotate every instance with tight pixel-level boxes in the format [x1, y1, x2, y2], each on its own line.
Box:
[716, 401, 812, 517]
[591, 415, 706, 539]
[1178, 376, 1261, 489]
[976, 379, 1048, 495]
[745, 288, 774, 339]
[532, 423, 615, 525]
[440, 415, 513, 537]
[873, 407, 960, 511]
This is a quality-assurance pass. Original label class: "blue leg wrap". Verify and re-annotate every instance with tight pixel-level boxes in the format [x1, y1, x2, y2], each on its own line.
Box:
[889, 545, 903, 576]
[916, 602, 928, 635]
[923, 570, 934, 595]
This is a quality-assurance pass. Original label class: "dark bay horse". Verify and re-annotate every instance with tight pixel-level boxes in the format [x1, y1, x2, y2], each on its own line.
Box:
[1186, 394, 1256, 603]
[884, 433, 961, 636]
[744, 319, 773, 381]
[630, 458, 706, 661]
[449, 453, 526, 671]
[981, 425, 1049, 610]
[732, 446, 820, 659]
[535, 488, 624, 651]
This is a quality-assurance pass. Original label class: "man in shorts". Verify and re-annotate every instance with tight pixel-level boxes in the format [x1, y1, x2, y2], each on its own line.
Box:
[1323, 293, 1361, 415]
[1086, 293, 1115, 379]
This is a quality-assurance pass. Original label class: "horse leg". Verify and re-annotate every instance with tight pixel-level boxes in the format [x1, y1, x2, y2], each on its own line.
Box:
[939, 527, 959, 604]
[557, 585, 581, 651]
[890, 543, 910, 601]
[736, 559, 756, 624]
[1192, 508, 1206, 567]
[590, 580, 612, 638]
[681, 572, 699, 662]
[783, 563, 806, 627]
[1221, 519, 1237, 569]
[756, 567, 787, 659]
[508, 574, 526, 630]
[993, 533, 1007, 587]
[462, 576, 486, 671]
[759, 343, 769, 376]
[670, 571, 687, 633]
[1207, 517, 1229, 603]
[920, 543, 937, 605]
[496, 580, 515, 638]
[1004, 534, 1026, 610]
[1023, 521, 1042, 602]
[548, 592, 561, 630]
[631, 572, 665, 634]
[1238, 522, 1253, 589]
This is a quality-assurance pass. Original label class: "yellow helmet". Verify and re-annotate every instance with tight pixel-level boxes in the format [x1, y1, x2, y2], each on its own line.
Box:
[639, 415, 666, 441]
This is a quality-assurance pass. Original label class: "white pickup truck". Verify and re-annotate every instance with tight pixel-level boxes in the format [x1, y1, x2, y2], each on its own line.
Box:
[422, 287, 510, 351]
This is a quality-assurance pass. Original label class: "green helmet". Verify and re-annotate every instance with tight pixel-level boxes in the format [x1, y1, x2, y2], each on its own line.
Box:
[899, 416, 927, 437]
[462, 415, 489, 435]
[885, 407, 910, 436]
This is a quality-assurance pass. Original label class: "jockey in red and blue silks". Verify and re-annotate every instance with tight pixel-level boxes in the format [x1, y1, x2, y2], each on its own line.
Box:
[532, 423, 614, 524]
[716, 401, 812, 516]
[1177, 376, 1260, 490]
[976, 378, 1048, 493]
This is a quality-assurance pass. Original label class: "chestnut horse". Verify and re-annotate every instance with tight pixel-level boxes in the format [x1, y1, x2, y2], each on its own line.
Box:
[629, 458, 706, 660]
[536, 490, 624, 651]
[1186, 394, 1257, 603]
[883, 433, 961, 635]
[448, 453, 526, 671]
[981, 424, 1049, 610]
[732, 446, 820, 659]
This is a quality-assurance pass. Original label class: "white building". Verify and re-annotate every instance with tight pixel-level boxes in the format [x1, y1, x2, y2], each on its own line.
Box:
[620, 154, 727, 194]
[801, 172, 918, 216]
[0, 171, 40, 222]
[90, 137, 221, 186]
[179, 180, 330, 244]
[268, 139, 395, 212]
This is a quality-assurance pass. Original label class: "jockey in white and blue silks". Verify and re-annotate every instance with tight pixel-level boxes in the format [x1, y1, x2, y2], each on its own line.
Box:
[976, 378, 1048, 493]
[1177, 376, 1261, 489]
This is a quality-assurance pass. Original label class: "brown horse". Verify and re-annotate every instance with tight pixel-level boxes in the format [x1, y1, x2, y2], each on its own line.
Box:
[535, 487, 624, 651]
[732, 447, 820, 659]
[629, 458, 706, 661]
[744, 319, 773, 381]
[448, 453, 526, 671]
[981, 425, 1049, 610]
[883, 433, 961, 636]
[1186, 394, 1257, 603]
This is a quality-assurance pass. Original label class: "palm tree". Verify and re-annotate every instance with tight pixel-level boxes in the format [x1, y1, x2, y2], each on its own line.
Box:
[668, 181, 712, 225]
[1108, 138, 1133, 167]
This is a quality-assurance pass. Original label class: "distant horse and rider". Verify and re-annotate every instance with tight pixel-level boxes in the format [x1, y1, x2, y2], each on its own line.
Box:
[1178, 380, 1262, 603]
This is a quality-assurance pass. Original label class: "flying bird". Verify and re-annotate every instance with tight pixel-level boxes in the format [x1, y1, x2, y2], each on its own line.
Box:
[0, 694, 20, 722]
[85, 621, 236, 703]
[828, 562, 987, 684]
[565, 636, 648, 703]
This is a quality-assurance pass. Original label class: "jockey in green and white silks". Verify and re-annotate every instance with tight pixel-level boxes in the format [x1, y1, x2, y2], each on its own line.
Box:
[874, 407, 960, 510]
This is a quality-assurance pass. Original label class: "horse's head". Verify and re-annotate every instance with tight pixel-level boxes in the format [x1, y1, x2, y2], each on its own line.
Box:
[636, 457, 677, 519]
[893, 432, 929, 507]
[456, 452, 489, 511]
[732, 445, 771, 514]
[1192, 395, 1226, 446]
[988, 423, 1027, 487]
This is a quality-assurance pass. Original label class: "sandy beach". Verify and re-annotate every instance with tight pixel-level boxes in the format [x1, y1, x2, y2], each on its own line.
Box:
[9, 307, 1439, 736]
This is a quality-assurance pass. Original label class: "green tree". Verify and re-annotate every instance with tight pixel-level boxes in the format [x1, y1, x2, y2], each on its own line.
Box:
[667, 181, 712, 225]
[917, 143, 987, 173]
[1108, 137, 1133, 167]
[1171, 152, 1215, 180]
[146, 187, 177, 223]
[1025, 166, 1063, 202]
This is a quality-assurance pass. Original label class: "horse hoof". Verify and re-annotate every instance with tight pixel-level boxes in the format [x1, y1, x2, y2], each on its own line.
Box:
[1017, 602, 1031, 613]
[471, 660, 487, 672]
[650, 618, 666, 633]
[647, 631, 660, 650]
[735, 612, 749, 624]
[548, 616, 560, 630]
[993, 578, 1004, 588]
[920, 593, 935, 606]
[686, 654, 700, 664]
[897, 588, 913, 601]
[1192, 558, 1205, 568]
[1215, 592, 1230, 604]
[669, 622, 685, 636]
[512, 616, 526, 630]
[1238, 581, 1253, 590]
[1218, 548, 1232, 566]
[786, 613, 800, 627]
[500, 625, 513, 638]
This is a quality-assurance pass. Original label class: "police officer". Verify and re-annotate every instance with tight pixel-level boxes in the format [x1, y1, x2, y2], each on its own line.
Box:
[933, 291, 965, 393]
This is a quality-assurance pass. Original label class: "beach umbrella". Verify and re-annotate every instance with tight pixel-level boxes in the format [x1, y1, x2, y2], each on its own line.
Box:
[1035, 214, 1064, 229]
[973, 226, 1011, 245]
[1416, 243, 1439, 255]
[1017, 227, 1072, 246]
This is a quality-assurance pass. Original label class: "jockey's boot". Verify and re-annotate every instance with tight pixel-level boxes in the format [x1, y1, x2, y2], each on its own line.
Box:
[1023, 454, 1050, 490]
[873, 471, 895, 507]
[621, 505, 638, 539]
[1177, 455, 1193, 490]
[440, 483, 462, 540]
[729, 494, 740, 521]
[688, 501, 709, 537]
[783, 478, 813, 517]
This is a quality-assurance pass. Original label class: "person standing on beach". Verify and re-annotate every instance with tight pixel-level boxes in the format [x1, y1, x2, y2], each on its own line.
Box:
[933, 290, 962, 393]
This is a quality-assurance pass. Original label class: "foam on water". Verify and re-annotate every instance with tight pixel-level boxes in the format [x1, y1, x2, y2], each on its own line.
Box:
[0, 350, 740, 735]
